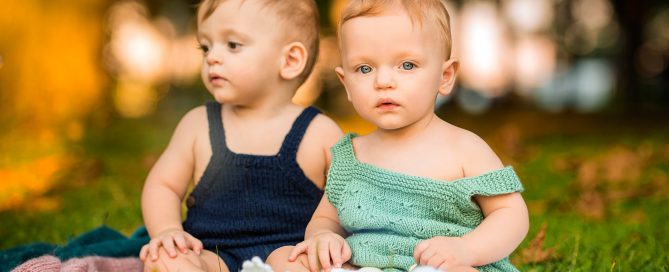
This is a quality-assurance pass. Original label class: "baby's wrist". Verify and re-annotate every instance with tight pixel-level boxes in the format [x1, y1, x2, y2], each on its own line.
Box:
[154, 226, 184, 237]
[311, 230, 337, 238]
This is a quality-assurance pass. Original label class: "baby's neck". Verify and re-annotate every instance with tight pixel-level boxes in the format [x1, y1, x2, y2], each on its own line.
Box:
[227, 101, 298, 121]
[227, 82, 300, 120]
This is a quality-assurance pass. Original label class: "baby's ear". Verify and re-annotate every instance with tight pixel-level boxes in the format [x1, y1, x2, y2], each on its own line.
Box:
[438, 59, 459, 96]
[334, 66, 345, 85]
[280, 42, 308, 80]
[334, 67, 352, 101]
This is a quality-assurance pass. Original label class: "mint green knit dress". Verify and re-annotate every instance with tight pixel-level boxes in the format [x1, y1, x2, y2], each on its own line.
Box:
[325, 134, 524, 272]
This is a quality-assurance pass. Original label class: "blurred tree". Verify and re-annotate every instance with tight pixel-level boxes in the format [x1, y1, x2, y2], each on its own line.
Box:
[611, 0, 647, 112]
[612, 0, 669, 112]
[0, 0, 113, 210]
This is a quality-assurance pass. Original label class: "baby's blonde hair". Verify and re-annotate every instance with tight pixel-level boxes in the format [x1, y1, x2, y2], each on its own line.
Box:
[197, 0, 320, 84]
[339, 0, 452, 59]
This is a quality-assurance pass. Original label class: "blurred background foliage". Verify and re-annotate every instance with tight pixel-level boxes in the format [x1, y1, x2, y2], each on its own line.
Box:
[1, 0, 668, 270]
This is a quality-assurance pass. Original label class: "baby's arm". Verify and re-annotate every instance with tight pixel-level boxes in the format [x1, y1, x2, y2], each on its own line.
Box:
[289, 191, 351, 272]
[414, 131, 529, 269]
[462, 191, 528, 266]
[460, 134, 529, 266]
[140, 107, 206, 261]
[297, 114, 343, 189]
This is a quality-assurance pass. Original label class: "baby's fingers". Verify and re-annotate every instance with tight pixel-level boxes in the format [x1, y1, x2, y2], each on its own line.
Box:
[173, 235, 189, 254]
[288, 242, 308, 261]
[318, 241, 333, 271]
[341, 241, 352, 263]
[161, 236, 178, 258]
[189, 236, 203, 255]
[427, 255, 446, 269]
[329, 241, 343, 268]
[418, 248, 437, 266]
[139, 245, 149, 261]
[307, 243, 319, 272]
[148, 239, 162, 261]
[413, 240, 430, 262]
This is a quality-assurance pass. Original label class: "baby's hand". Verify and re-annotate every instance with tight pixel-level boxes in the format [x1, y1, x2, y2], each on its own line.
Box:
[139, 228, 204, 261]
[413, 236, 475, 271]
[288, 232, 352, 272]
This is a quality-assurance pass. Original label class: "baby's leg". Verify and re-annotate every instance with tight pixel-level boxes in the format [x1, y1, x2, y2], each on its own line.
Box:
[143, 248, 229, 272]
[411, 264, 479, 272]
[266, 246, 310, 272]
[442, 266, 479, 272]
[266, 246, 359, 272]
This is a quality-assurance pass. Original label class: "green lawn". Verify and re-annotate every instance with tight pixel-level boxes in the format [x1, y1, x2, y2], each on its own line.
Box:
[1, 100, 667, 271]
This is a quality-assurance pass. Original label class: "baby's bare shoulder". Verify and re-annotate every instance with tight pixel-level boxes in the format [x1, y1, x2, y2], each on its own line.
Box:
[442, 124, 504, 176]
[304, 113, 344, 148]
[170, 106, 210, 151]
[178, 106, 208, 130]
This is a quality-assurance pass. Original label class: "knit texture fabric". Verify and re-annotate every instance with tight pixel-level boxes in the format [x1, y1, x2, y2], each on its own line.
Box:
[326, 134, 524, 272]
[12, 255, 143, 272]
[183, 102, 323, 270]
[0, 226, 148, 272]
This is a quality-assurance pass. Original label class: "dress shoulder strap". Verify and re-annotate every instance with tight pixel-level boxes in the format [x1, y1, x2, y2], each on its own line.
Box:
[278, 106, 321, 157]
[205, 101, 226, 154]
[325, 133, 357, 207]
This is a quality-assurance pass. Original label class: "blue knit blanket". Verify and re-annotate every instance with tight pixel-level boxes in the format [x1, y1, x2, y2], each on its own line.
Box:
[0, 225, 148, 272]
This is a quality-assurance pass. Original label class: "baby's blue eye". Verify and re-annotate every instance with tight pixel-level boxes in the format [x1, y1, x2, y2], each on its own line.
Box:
[401, 62, 415, 70]
[358, 65, 372, 74]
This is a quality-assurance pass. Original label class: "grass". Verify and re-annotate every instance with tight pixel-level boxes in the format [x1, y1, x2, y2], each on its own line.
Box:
[1, 99, 668, 270]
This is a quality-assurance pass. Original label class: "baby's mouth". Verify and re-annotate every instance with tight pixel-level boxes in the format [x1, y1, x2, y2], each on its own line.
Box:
[209, 74, 226, 84]
[376, 98, 399, 110]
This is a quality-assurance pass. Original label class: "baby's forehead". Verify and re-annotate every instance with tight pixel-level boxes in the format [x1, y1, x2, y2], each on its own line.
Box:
[341, 13, 442, 43]
[339, 2, 452, 57]
[198, 0, 272, 23]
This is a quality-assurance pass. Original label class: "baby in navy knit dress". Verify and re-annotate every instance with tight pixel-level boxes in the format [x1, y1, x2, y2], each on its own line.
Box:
[138, 0, 342, 271]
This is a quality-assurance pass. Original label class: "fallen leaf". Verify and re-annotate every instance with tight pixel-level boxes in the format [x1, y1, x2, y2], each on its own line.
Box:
[518, 222, 557, 264]
[577, 191, 605, 220]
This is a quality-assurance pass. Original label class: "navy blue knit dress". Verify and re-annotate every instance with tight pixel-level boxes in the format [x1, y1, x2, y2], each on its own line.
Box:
[183, 102, 323, 271]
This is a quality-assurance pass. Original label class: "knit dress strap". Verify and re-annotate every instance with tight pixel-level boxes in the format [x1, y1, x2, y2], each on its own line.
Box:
[325, 133, 357, 207]
[278, 106, 321, 157]
[187, 101, 227, 199]
[205, 101, 226, 155]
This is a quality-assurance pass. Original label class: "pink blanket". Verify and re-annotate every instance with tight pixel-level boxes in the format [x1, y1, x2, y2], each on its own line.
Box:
[12, 255, 142, 272]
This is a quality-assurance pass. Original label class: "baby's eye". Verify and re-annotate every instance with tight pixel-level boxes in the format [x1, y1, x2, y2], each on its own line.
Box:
[197, 44, 209, 55]
[401, 62, 415, 70]
[227, 41, 241, 50]
[357, 65, 372, 74]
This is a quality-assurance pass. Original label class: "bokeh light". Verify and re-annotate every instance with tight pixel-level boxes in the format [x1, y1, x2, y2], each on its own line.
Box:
[513, 35, 557, 95]
[572, 58, 615, 112]
[572, 0, 614, 31]
[503, 0, 554, 34]
[636, 41, 666, 78]
[105, 1, 200, 118]
[458, 1, 512, 97]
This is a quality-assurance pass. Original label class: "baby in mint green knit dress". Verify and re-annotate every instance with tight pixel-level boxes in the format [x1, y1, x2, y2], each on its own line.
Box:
[266, 1, 529, 272]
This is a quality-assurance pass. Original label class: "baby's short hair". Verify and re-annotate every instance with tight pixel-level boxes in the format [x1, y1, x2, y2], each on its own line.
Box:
[339, 0, 452, 59]
[198, 0, 320, 84]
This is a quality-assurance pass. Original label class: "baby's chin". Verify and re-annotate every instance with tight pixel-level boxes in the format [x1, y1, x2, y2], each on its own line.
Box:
[373, 121, 411, 131]
[208, 90, 239, 105]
